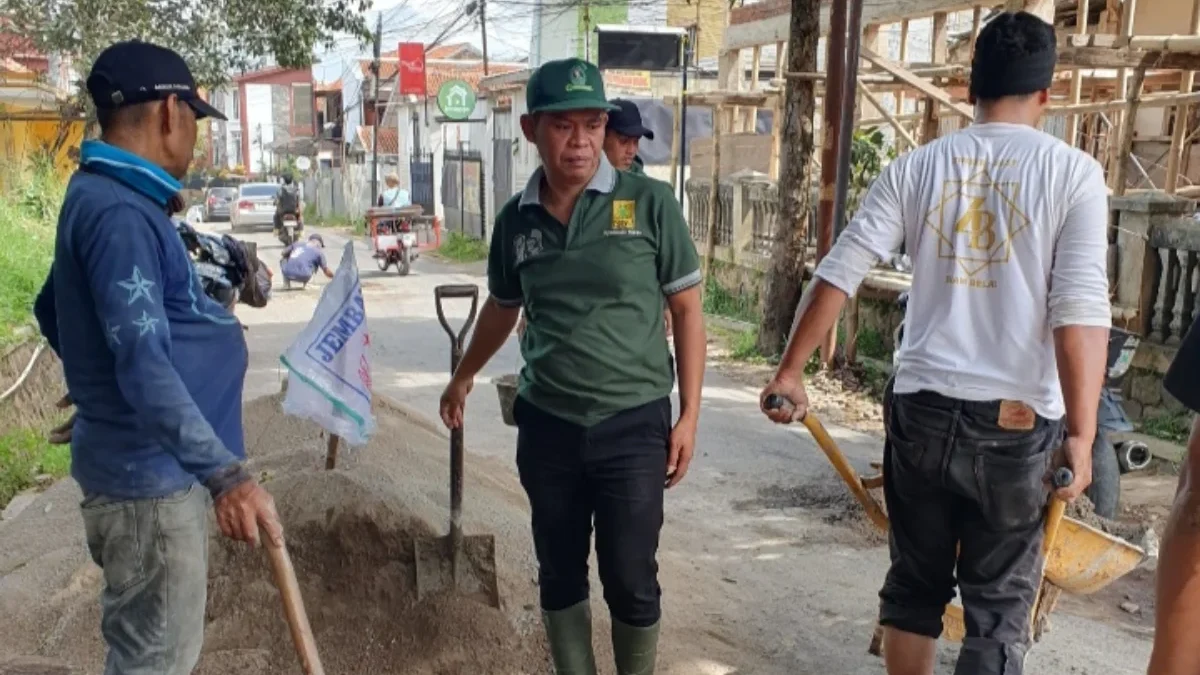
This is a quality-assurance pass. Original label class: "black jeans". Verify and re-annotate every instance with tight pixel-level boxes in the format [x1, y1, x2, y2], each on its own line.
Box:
[514, 395, 670, 628]
[879, 390, 1063, 675]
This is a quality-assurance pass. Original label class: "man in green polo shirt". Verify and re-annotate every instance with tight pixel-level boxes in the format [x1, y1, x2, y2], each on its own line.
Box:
[439, 58, 705, 675]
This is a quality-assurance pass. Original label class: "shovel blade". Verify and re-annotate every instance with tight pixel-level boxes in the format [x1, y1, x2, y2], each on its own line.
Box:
[413, 534, 501, 608]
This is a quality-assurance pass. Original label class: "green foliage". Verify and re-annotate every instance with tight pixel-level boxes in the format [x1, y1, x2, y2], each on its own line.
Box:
[1, 0, 373, 92]
[702, 275, 760, 324]
[855, 326, 890, 361]
[847, 127, 897, 219]
[0, 159, 64, 345]
[1140, 412, 1192, 445]
[437, 232, 489, 263]
[0, 427, 71, 508]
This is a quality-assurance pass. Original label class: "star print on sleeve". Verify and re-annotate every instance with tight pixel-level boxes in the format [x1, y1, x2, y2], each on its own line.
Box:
[106, 320, 121, 347]
[132, 310, 160, 337]
[117, 266, 156, 306]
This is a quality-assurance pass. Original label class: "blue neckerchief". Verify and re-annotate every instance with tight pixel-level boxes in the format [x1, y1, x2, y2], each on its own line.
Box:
[79, 140, 182, 207]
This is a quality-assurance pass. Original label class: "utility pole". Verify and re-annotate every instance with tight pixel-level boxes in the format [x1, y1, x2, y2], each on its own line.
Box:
[583, 2, 591, 61]
[755, 0, 822, 356]
[370, 12, 383, 206]
[480, 0, 490, 75]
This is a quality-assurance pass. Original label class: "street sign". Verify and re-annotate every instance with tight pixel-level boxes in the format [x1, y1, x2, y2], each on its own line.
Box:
[295, 156, 312, 172]
[437, 80, 476, 121]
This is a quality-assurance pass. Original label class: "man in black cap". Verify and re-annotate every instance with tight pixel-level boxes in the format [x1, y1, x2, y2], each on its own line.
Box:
[31, 40, 282, 674]
[604, 98, 653, 175]
[760, 12, 1110, 675]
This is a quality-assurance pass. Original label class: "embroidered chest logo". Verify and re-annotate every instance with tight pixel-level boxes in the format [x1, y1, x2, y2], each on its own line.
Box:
[514, 229, 544, 264]
[611, 200, 636, 231]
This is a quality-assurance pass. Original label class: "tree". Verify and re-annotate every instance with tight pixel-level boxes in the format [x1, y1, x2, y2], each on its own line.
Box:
[1, 0, 372, 91]
[756, 0, 821, 356]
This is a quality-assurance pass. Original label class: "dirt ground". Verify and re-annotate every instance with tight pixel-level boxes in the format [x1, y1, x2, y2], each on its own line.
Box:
[0, 391, 551, 674]
[708, 335, 1177, 645]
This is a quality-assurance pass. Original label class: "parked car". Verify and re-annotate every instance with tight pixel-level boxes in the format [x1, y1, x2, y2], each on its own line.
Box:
[230, 183, 282, 232]
[204, 186, 237, 221]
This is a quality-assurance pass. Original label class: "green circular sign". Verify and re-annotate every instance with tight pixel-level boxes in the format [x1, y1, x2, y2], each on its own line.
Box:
[437, 80, 477, 120]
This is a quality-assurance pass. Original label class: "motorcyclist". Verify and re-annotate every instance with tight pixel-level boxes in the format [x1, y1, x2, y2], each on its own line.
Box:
[274, 173, 303, 238]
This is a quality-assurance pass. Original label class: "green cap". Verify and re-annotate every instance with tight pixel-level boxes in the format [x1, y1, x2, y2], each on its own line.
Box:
[525, 58, 619, 114]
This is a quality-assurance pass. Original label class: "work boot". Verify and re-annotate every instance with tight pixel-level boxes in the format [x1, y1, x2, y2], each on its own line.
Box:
[542, 601, 597, 675]
[611, 618, 659, 675]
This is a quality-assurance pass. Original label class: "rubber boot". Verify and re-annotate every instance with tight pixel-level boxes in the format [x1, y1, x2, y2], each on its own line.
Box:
[541, 601, 598, 675]
[612, 619, 660, 675]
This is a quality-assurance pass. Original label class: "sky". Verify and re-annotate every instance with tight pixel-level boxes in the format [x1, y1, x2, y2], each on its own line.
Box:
[312, 0, 535, 83]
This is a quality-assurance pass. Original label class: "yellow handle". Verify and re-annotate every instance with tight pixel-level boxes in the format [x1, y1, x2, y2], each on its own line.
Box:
[802, 415, 891, 532]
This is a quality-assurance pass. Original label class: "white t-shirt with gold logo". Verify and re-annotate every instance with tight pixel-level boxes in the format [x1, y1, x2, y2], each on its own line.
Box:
[814, 122, 1111, 419]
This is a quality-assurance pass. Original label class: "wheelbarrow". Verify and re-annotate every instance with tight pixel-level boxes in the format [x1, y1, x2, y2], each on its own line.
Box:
[762, 394, 1146, 652]
[413, 284, 502, 608]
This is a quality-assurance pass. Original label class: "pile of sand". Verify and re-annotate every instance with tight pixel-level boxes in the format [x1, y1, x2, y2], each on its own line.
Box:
[0, 392, 548, 674]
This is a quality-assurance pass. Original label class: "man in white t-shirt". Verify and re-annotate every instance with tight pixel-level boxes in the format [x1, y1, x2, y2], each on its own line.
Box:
[760, 12, 1110, 675]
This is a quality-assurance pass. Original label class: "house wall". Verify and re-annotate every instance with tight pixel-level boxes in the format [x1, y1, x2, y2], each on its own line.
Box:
[236, 68, 316, 172]
[1133, 0, 1192, 37]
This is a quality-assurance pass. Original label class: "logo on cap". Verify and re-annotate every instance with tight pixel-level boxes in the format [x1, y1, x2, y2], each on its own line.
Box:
[565, 65, 593, 93]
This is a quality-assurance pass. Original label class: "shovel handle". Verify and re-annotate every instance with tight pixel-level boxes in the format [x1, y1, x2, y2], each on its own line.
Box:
[264, 537, 325, 675]
[434, 284, 480, 365]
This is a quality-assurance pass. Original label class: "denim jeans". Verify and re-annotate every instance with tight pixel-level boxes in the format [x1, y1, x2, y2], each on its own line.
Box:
[879, 391, 1064, 675]
[514, 395, 670, 628]
[81, 483, 209, 675]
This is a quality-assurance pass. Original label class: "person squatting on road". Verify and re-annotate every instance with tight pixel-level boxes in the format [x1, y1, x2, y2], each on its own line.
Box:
[1150, 309, 1200, 673]
[759, 13, 1110, 675]
[438, 58, 706, 675]
[31, 40, 282, 675]
[280, 233, 334, 288]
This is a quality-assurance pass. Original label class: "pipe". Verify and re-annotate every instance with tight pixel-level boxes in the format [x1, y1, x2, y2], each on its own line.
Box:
[833, 0, 866, 236]
[816, 0, 849, 363]
[0, 342, 47, 404]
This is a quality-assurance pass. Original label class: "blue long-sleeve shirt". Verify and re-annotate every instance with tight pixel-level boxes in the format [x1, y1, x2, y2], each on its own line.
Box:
[35, 141, 248, 499]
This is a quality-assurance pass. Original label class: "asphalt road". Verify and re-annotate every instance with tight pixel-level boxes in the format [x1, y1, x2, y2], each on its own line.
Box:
[216, 221, 1155, 674]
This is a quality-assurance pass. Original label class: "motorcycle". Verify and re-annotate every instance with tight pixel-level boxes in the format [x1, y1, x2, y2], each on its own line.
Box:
[279, 213, 300, 247]
[889, 292, 1150, 519]
[368, 205, 422, 276]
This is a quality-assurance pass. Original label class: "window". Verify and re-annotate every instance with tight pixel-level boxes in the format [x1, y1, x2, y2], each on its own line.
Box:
[231, 90, 240, 120]
[292, 83, 313, 128]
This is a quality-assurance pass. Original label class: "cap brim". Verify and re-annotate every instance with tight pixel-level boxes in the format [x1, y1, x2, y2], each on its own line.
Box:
[186, 97, 226, 121]
[531, 99, 620, 114]
[611, 124, 654, 141]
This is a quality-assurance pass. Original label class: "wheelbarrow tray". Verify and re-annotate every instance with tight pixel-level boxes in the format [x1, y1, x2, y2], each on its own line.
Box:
[1044, 516, 1146, 595]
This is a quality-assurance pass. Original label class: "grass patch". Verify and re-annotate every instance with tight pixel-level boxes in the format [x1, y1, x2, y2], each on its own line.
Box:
[436, 232, 489, 263]
[856, 327, 890, 361]
[1140, 412, 1192, 445]
[702, 275, 760, 323]
[0, 427, 70, 508]
[0, 159, 63, 345]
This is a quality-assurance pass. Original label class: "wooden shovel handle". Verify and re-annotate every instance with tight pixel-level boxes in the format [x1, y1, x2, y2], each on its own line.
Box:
[265, 537, 326, 675]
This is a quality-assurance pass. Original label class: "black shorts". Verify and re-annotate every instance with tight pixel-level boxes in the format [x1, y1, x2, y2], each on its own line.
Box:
[880, 390, 1063, 675]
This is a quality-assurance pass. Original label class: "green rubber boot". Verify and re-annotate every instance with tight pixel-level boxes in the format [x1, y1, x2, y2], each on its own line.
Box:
[612, 619, 660, 675]
[541, 602, 598, 675]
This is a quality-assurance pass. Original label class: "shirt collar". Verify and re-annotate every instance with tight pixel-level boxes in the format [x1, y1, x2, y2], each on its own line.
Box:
[79, 140, 182, 207]
[518, 154, 616, 209]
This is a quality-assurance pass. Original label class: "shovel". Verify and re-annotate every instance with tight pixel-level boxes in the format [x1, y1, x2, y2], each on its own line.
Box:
[414, 284, 501, 608]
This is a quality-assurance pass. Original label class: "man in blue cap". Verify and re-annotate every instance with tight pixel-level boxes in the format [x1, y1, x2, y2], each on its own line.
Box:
[440, 58, 706, 675]
[604, 98, 654, 175]
[32, 40, 282, 675]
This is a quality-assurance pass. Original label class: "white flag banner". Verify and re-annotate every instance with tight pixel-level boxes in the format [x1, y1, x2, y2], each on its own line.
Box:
[280, 241, 376, 446]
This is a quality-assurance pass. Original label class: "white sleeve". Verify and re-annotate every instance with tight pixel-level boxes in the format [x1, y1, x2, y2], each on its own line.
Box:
[1048, 159, 1112, 329]
[813, 160, 907, 296]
